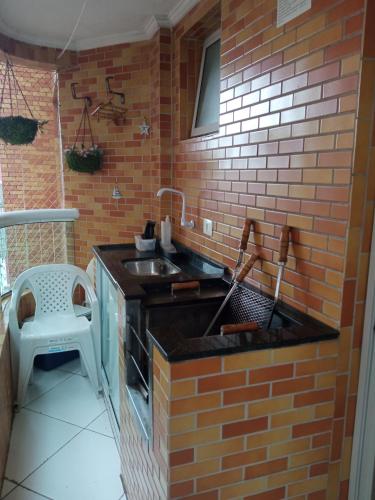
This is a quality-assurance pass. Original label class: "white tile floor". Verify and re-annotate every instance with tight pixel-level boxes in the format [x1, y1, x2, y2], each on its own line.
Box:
[1, 358, 125, 500]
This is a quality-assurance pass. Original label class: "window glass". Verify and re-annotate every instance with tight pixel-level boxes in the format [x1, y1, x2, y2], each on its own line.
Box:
[192, 34, 220, 137]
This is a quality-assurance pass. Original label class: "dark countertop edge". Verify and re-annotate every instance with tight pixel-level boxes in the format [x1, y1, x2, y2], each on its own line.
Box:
[146, 327, 339, 363]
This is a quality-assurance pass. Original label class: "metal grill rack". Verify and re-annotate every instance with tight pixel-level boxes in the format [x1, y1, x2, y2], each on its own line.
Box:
[228, 284, 274, 329]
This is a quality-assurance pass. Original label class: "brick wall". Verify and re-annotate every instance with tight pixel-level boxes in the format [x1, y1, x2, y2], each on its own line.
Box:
[0, 65, 63, 211]
[171, 0, 365, 333]
[119, 340, 339, 499]
[167, 1, 371, 497]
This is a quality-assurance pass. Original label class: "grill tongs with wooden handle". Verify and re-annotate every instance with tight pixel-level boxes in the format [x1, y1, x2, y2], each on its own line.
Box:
[266, 225, 290, 329]
[203, 253, 259, 337]
[231, 218, 253, 284]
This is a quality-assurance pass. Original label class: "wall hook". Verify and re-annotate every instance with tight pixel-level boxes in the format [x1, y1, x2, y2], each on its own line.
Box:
[71, 82, 92, 107]
[105, 76, 125, 104]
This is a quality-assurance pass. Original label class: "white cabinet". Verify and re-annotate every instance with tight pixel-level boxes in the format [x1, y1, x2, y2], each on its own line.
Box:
[97, 264, 121, 426]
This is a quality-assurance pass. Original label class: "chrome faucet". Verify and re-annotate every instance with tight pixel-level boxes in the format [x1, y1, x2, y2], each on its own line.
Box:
[156, 188, 195, 229]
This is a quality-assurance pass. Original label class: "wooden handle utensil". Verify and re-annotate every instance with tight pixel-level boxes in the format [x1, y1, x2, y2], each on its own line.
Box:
[237, 253, 259, 282]
[240, 218, 253, 250]
[220, 321, 259, 335]
[171, 281, 200, 292]
[279, 225, 290, 263]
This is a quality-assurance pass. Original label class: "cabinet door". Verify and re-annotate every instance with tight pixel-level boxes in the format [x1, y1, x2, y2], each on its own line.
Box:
[97, 266, 120, 424]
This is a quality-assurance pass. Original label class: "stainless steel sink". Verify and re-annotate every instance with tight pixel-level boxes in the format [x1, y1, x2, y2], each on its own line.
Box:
[124, 258, 181, 277]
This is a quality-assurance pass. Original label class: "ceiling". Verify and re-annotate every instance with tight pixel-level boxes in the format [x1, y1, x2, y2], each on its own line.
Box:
[0, 0, 199, 51]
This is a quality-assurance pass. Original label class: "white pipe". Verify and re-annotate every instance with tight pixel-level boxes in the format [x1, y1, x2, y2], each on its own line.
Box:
[156, 188, 194, 229]
[0, 209, 79, 229]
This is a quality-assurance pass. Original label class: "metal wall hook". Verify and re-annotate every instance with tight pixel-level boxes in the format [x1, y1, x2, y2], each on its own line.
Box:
[71, 82, 92, 107]
[105, 76, 125, 104]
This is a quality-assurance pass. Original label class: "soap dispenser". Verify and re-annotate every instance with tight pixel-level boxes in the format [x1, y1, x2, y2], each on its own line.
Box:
[161, 215, 176, 252]
[161, 215, 171, 247]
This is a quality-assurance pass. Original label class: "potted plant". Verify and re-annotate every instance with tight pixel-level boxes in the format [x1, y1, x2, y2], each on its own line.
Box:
[65, 97, 103, 174]
[0, 58, 47, 146]
[0, 116, 47, 145]
[65, 144, 103, 174]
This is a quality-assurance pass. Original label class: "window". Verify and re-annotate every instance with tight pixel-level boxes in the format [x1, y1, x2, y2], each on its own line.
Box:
[191, 31, 221, 137]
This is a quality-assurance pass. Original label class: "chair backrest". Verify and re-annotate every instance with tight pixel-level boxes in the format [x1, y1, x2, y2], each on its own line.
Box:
[10, 264, 94, 319]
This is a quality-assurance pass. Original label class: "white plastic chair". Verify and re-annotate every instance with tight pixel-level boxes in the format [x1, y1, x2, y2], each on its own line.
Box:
[9, 264, 102, 408]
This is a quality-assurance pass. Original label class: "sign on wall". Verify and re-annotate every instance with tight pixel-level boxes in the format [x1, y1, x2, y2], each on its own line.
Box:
[277, 0, 312, 27]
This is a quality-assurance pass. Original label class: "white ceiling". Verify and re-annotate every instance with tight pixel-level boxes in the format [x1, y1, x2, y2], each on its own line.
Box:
[0, 0, 199, 50]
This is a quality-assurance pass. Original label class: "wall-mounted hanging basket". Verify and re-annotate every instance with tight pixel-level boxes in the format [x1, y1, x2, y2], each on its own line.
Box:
[65, 92, 103, 174]
[0, 57, 47, 145]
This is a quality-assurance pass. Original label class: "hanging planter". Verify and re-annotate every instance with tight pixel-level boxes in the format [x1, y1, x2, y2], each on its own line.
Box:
[65, 95, 103, 174]
[0, 57, 47, 145]
[65, 144, 103, 173]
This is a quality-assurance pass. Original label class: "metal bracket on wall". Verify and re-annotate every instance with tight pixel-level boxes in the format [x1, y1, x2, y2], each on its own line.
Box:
[71, 82, 92, 107]
[105, 76, 125, 104]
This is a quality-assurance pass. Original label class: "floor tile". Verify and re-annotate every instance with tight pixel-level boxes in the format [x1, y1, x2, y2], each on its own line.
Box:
[25, 374, 105, 427]
[5, 409, 80, 483]
[1, 479, 17, 498]
[23, 430, 123, 500]
[2, 485, 51, 500]
[23, 368, 73, 406]
[87, 410, 113, 437]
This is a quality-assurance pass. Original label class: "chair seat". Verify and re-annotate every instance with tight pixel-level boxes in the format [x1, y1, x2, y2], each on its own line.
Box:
[21, 314, 90, 340]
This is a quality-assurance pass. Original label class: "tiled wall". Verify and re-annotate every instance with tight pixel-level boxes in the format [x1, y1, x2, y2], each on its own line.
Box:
[120, 341, 339, 499]
[329, 2, 375, 496]
[59, 41, 158, 267]
[171, 0, 365, 332]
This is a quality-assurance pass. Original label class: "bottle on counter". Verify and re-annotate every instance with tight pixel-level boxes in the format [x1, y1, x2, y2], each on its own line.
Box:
[161, 215, 171, 247]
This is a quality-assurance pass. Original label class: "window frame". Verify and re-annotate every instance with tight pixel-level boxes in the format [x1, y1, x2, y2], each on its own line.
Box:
[191, 29, 221, 138]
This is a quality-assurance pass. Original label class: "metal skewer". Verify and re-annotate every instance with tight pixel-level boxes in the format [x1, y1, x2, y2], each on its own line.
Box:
[203, 253, 259, 337]
[266, 225, 290, 329]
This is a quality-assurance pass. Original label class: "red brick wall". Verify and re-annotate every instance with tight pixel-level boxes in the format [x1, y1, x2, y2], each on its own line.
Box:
[171, 0, 364, 332]
[59, 41, 159, 267]
[0, 64, 62, 211]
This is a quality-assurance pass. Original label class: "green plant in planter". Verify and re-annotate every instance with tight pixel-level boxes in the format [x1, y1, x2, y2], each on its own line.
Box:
[65, 145, 103, 174]
[0, 116, 47, 145]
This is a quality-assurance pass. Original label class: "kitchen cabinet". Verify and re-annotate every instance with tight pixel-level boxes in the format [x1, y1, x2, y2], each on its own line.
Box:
[96, 263, 121, 427]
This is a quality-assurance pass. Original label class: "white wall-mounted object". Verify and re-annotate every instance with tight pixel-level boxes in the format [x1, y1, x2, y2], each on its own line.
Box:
[0, 208, 79, 229]
[277, 0, 311, 27]
[203, 218, 213, 237]
[156, 188, 194, 229]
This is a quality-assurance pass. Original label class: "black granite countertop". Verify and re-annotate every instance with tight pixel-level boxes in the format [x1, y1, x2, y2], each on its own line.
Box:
[146, 315, 339, 362]
[93, 242, 225, 299]
[94, 242, 339, 363]
[145, 284, 339, 362]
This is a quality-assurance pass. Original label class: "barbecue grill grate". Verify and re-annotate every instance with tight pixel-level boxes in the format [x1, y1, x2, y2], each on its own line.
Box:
[228, 284, 274, 328]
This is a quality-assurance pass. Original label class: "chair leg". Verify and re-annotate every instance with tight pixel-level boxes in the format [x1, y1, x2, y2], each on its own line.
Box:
[17, 348, 35, 408]
[79, 337, 101, 398]
[29, 367, 34, 385]
[80, 355, 88, 377]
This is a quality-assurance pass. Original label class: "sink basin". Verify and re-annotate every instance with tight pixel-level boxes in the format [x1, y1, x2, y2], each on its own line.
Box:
[124, 258, 181, 277]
